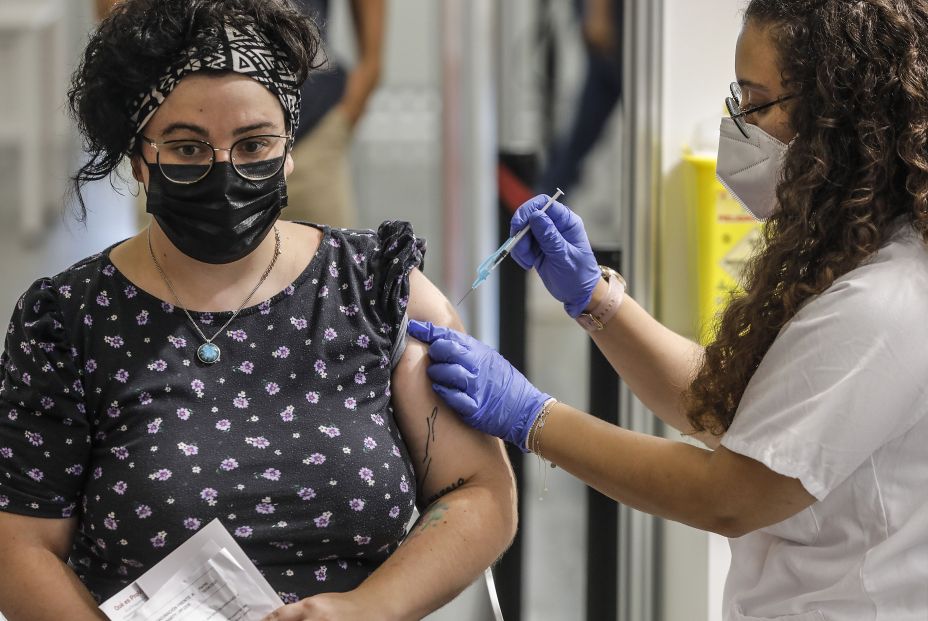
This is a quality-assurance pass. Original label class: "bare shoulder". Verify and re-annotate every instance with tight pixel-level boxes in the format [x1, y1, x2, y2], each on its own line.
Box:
[107, 232, 149, 279]
[406, 269, 463, 330]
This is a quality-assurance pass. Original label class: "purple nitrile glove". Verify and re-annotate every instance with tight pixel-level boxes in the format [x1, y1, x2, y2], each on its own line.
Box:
[407, 320, 551, 452]
[510, 194, 601, 318]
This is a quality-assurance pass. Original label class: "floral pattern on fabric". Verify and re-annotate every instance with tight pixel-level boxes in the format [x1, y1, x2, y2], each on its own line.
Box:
[0, 221, 425, 603]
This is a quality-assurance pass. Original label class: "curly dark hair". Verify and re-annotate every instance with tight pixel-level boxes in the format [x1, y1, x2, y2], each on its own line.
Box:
[684, 0, 928, 435]
[67, 0, 321, 218]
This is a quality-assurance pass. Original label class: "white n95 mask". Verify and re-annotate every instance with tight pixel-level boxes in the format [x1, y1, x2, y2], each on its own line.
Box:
[716, 116, 788, 221]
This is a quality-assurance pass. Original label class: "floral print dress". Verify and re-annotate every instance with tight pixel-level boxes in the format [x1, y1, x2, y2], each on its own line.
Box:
[0, 221, 425, 604]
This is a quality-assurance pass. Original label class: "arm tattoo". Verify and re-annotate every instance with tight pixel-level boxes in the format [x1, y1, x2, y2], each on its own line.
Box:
[419, 407, 439, 488]
[425, 477, 465, 506]
[406, 501, 450, 541]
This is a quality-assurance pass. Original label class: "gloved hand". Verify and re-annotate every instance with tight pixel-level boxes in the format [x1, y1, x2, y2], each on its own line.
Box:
[510, 194, 601, 318]
[407, 320, 551, 452]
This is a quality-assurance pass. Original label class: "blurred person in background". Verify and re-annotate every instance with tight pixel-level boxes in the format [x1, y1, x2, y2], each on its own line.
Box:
[538, 0, 622, 195]
[95, 0, 114, 19]
[285, 0, 386, 229]
[0, 1, 515, 620]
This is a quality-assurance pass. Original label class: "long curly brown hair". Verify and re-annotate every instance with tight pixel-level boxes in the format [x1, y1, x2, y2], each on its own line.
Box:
[685, 0, 928, 435]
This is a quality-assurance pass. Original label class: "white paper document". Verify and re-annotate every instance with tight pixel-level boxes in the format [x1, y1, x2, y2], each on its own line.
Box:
[100, 519, 284, 621]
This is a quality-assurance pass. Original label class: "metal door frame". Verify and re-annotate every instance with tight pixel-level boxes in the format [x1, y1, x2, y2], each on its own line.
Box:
[619, 0, 664, 620]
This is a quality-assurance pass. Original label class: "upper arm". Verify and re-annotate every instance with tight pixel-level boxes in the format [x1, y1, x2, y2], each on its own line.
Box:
[348, 0, 387, 56]
[391, 269, 515, 508]
[96, 0, 120, 18]
[708, 446, 816, 537]
[0, 512, 77, 561]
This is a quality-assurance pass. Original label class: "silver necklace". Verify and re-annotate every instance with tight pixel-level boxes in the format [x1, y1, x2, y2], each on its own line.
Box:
[147, 226, 281, 365]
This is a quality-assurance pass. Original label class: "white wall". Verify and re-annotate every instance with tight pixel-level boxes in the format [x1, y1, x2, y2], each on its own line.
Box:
[658, 1, 745, 620]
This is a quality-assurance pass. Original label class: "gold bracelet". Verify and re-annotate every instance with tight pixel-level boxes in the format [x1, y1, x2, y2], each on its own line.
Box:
[529, 398, 558, 456]
[525, 399, 547, 452]
[526, 401, 543, 453]
[528, 398, 559, 498]
[526, 407, 540, 453]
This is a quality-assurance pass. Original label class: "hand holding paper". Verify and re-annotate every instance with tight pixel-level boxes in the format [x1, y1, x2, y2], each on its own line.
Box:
[100, 520, 283, 621]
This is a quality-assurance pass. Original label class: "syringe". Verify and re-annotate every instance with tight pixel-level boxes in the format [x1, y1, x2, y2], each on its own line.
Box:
[456, 188, 564, 306]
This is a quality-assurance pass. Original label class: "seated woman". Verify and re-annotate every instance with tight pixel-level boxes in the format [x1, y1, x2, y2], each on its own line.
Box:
[0, 1, 516, 619]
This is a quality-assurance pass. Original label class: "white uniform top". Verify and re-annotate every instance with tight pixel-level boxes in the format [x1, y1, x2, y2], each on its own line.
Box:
[720, 223, 928, 621]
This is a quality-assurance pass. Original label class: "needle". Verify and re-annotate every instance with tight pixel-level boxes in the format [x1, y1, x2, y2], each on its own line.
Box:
[455, 189, 564, 306]
[456, 287, 474, 306]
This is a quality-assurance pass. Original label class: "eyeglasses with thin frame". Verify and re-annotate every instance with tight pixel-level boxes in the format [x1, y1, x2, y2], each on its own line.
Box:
[140, 134, 293, 184]
[725, 82, 796, 138]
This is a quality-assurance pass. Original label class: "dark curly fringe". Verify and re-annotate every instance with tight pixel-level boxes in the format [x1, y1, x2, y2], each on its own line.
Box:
[66, 0, 322, 220]
[684, 0, 928, 436]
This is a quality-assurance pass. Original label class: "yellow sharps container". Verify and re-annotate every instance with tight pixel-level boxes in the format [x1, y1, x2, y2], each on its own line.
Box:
[682, 150, 762, 344]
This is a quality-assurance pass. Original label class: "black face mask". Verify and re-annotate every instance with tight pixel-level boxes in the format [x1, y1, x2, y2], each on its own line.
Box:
[145, 160, 288, 264]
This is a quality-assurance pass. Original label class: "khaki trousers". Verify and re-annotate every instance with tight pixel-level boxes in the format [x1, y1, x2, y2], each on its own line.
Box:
[284, 107, 357, 228]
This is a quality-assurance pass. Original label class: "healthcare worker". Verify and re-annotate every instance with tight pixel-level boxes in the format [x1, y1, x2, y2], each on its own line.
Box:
[408, 0, 928, 619]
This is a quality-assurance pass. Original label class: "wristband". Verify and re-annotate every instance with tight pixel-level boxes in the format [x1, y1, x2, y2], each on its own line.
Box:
[576, 266, 626, 332]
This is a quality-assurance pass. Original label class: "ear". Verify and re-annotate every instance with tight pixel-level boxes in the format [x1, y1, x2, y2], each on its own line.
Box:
[284, 152, 295, 179]
[130, 154, 144, 183]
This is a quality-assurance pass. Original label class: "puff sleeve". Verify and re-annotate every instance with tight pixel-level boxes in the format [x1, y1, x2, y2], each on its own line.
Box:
[371, 221, 426, 366]
[0, 278, 90, 518]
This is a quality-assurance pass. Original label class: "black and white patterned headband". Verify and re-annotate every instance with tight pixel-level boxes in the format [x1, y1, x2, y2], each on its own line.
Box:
[128, 23, 301, 151]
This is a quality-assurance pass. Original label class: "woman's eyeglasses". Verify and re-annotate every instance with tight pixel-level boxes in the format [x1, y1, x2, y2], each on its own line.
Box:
[725, 82, 795, 138]
[140, 134, 293, 184]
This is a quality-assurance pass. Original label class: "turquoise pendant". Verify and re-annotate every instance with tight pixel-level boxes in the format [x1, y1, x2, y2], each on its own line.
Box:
[197, 342, 221, 364]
